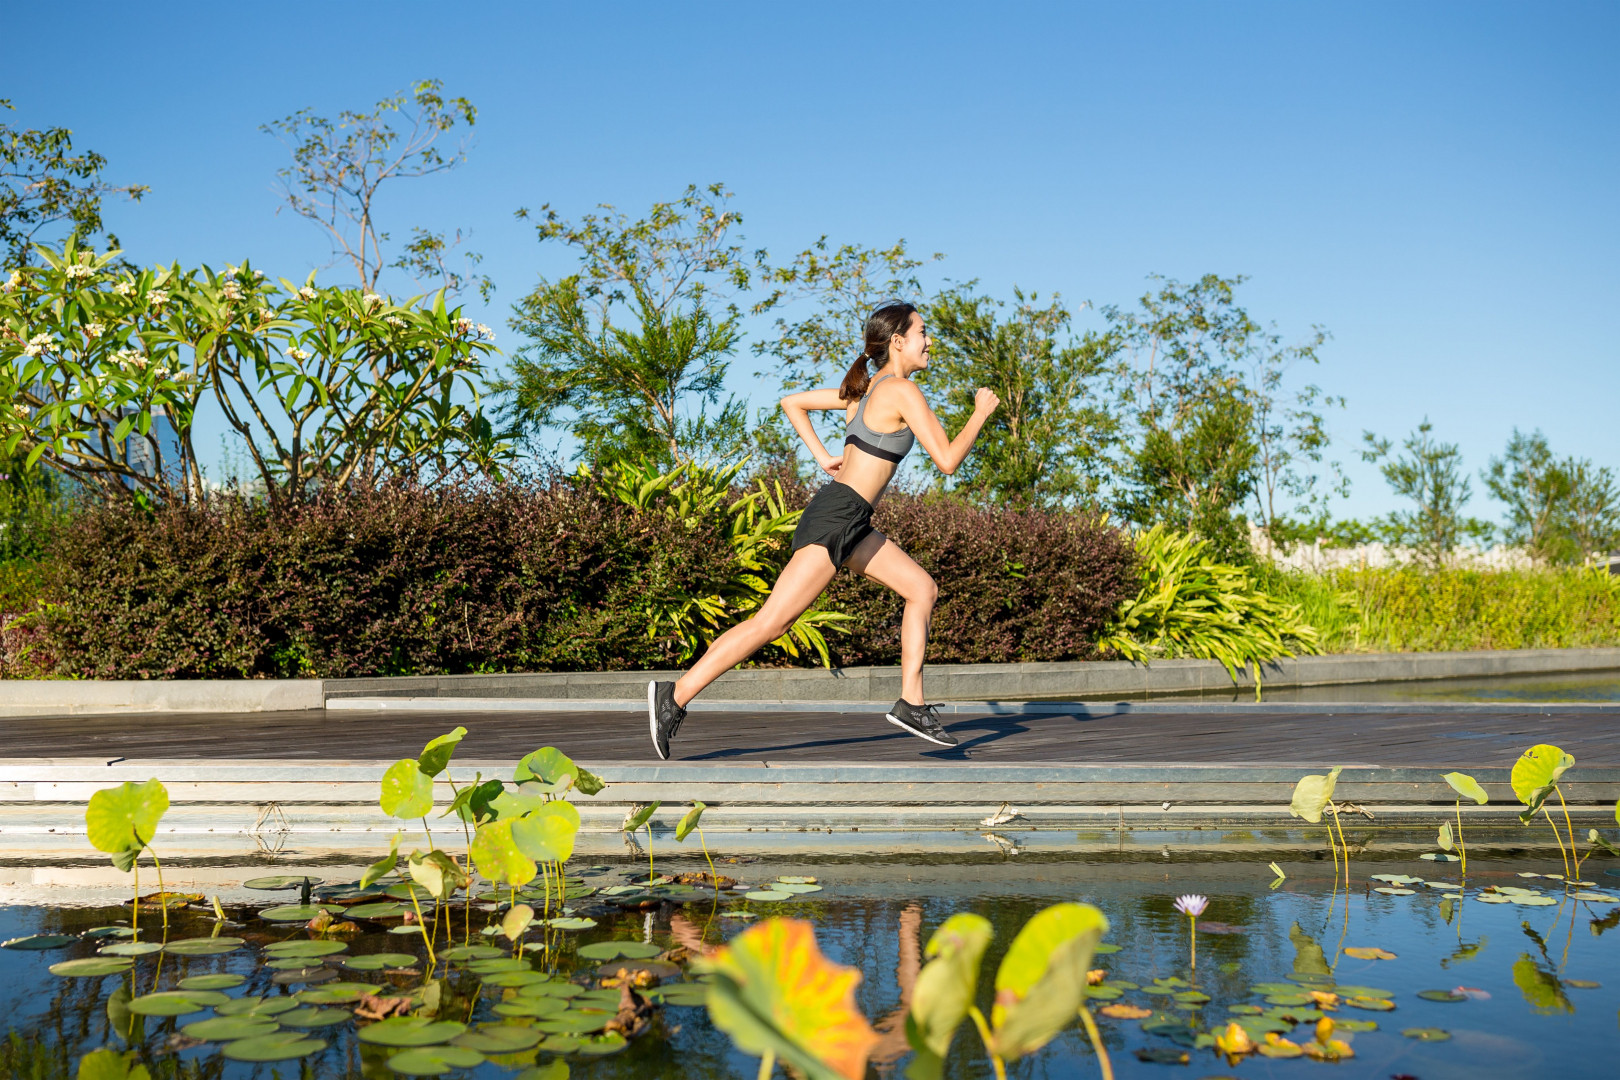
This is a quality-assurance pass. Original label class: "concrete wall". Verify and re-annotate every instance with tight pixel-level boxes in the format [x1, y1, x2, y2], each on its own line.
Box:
[2, 646, 1616, 713]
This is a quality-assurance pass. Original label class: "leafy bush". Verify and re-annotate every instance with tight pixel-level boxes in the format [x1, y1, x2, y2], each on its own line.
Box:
[25, 473, 1137, 679]
[1268, 564, 1620, 653]
[1099, 524, 1321, 686]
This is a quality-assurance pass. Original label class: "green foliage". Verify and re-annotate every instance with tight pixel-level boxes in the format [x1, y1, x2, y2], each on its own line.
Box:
[1443, 772, 1489, 805]
[925, 285, 1115, 508]
[1, 98, 148, 272]
[905, 914, 992, 1079]
[1100, 525, 1321, 689]
[1361, 418, 1493, 565]
[85, 779, 168, 855]
[591, 456, 852, 665]
[1288, 766, 1343, 825]
[504, 184, 754, 467]
[1484, 428, 1620, 564]
[0, 241, 509, 505]
[380, 758, 436, 820]
[988, 903, 1110, 1062]
[262, 79, 488, 299]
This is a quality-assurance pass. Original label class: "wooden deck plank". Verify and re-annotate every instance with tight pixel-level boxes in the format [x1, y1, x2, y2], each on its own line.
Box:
[3, 704, 1614, 767]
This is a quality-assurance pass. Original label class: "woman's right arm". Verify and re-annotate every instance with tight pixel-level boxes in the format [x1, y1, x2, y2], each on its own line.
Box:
[896, 384, 1000, 476]
[780, 388, 850, 476]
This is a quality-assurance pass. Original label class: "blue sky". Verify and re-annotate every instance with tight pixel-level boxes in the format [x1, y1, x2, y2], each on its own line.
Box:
[8, 1, 1616, 522]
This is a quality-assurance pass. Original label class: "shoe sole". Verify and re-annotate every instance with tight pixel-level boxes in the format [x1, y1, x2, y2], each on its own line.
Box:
[648, 681, 668, 761]
[885, 712, 957, 747]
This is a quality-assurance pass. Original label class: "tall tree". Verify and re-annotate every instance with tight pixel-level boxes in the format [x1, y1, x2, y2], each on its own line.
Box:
[1, 99, 147, 272]
[263, 80, 491, 300]
[1247, 326, 1346, 543]
[924, 284, 1115, 507]
[502, 183, 753, 467]
[1484, 429, 1619, 563]
[1362, 418, 1489, 565]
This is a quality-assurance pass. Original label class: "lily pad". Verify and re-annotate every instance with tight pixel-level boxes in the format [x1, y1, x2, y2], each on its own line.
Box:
[1264, 993, 1314, 1006]
[259, 904, 342, 922]
[576, 940, 663, 961]
[1173, 991, 1211, 1004]
[573, 1032, 629, 1056]
[358, 1017, 469, 1047]
[1567, 979, 1602, 989]
[535, 1035, 581, 1054]
[180, 973, 247, 991]
[218, 996, 301, 1017]
[443, 944, 504, 961]
[1508, 895, 1558, 907]
[1334, 985, 1394, 999]
[1343, 996, 1397, 1011]
[383, 882, 431, 901]
[344, 953, 420, 970]
[1, 934, 78, 950]
[1343, 947, 1397, 960]
[535, 1010, 612, 1035]
[1403, 1027, 1452, 1040]
[344, 902, 411, 919]
[1370, 874, 1423, 885]
[1570, 892, 1620, 903]
[1420, 853, 1461, 862]
[244, 875, 323, 890]
[542, 917, 597, 930]
[493, 998, 568, 1019]
[1424, 881, 1463, 890]
[744, 890, 792, 901]
[1135, 1047, 1190, 1064]
[1416, 989, 1467, 1002]
[295, 984, 375, 1005]
[1477, 894, 1513, 904]
[82, 926, 137, 939]
[278, 1007, 354, 1028]
[772, 883, 823, 894]
[650, 983, 710, 1007]
[98, 942, 163, 957]
[271, 967, 338, 985]
[1085, 986, 1123, 1000]
[49, 957, 133, 977]
[130, 991, 225, 1016]
[481, 971, 552, 988]
[1336, 1018, 1378, 1032]
[222, 1032, 327, 1061]
[450, 1025, 544, 1053]
[386, 1045, 487, 1075]
[468, 958, 531, 974]
[164, 939, 241, 956]
[182, 1016, 283, 1040]
[518, 982, 582, 999]
[1374, 887, 1416, 896]
[266, 939, 349, 958]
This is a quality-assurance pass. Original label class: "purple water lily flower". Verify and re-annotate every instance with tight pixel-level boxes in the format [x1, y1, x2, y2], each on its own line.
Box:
[1173, 894, 1209, 918]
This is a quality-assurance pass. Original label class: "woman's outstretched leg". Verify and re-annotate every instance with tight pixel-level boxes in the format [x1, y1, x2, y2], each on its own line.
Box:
[673, 544, 840, 706]
[847, 535, 951, 746]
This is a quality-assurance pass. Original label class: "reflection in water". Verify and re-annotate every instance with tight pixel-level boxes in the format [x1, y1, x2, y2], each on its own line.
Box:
[0, 851, 1618, 1078]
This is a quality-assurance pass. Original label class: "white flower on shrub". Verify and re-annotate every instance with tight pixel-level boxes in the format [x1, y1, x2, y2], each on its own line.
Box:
[153, 365, 170, 379]
[476, 323, 494, 341]
[362, 292, 383, 308]
[12, 403, 30, 418]
[3, 270, 21, 293]
[299, 286, 317, 301]
[22, 333, 52, 357]
[113, 280, 135, 297]
[288, 346, 312, 361]
[63, 264, 96, 280]
[455, 317, 475, 336]
[221, 281, 244, 302]
[385, 314, 406, 327]
[113, 348, 147, 369]
[147, 288, 170, 310]
[85, 322, 106, 339]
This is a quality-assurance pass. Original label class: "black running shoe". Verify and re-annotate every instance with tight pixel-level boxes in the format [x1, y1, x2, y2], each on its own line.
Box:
[885, 699, 958, 746]
[647, 680, 686, 760]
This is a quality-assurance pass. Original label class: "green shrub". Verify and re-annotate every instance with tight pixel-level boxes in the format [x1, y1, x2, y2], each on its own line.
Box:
[1099, 524, 1321, 688]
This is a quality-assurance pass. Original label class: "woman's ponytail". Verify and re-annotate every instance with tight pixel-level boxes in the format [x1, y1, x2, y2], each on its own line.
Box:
[838, 299, 918, 402]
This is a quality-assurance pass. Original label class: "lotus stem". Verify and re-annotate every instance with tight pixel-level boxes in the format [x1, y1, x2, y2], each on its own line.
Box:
[406, 885, 436, 967]
[1078, 1004, 1116, 1080]
[756, 1048, 775, 1079]
[1455, 799, 1467, 878]
[149, 849, 169, 935]
[421, 817, 434, 851]
[646, 823, 655, 881]
[967, 1005, 1006, 1080]
[1543, 805, 1571, 879]
[697, 825, 719, 897]
[1556, 787, 1582, 877]
[1331, 806, 1350, 883]
[1188, 914, 1197, 970]
[132, 859, 139, 936]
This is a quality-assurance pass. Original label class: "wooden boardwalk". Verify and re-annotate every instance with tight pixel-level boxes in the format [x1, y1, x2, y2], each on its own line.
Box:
[11, 703, 1618, 767]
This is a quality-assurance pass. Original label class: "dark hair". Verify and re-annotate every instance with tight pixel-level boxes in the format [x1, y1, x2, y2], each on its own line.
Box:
[839, 300, 918, 402]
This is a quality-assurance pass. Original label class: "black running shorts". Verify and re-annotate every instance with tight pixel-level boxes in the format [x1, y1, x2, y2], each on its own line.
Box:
[792, 482, 876, 568]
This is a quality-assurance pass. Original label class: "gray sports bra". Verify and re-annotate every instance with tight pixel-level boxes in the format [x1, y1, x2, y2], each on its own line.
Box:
[844, 373, 916, 464]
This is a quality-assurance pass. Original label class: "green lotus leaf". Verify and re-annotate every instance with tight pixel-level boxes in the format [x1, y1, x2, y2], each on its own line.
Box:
[265, 939, 348, 957]
[243, 875, 321, 891]
[417, 727, 467, 778]
[543, 917, 598, 931]
[50, 957, 133, 977]
[179, 973, 246, 990]
[358, 1017, 469, 1047]
[1437, 821, 1454, 851]
[620, 802, 660, 833]
[1, 934, 78, 950]
[469, 819, 537, 889]
[989, 902, 1109, 1062]
[535, 1035, 581, 1054]
[85, 779, 168, 855]
[518, 981, 582, 999]
[258, 904, 343, 922]
[481, 971, 552, 988]
[442, 944, 505, 961]
[746, 891, 792, 901]
[383, 882, 430, 901]
[294, 985, 375, 1005]
[513, 802, 581, 864]
[1511, 744, 1574, 804]
[573, 1032, 628, 1056]
[576, 941, 663, 961]
[1442, 771, 1489, 805]
[450, 1025, 544, 1053]
[99, 942, 162, 956]
[164, 939, 240, 956]
[1288, 766, 1344, 824]
[534, 1011, 613, 1035]
[407, 849, 468, 901]
[1403, 1027, 1452, 1041]
[343, 952, 419, 970]
[905, 911, 992, 1079]
[651, 983, 710, 1007]
[221, 1032, 327, 1061]
[181, 1016, 281, 1040]
[344, 902, 410, 919]
[74, 1049, 150, 1080]
[380, 759, 435, 820]
[514, 747, 577, 788]
[468, 958, 530, 974]
[278, 1006, 354, 1028]
[675, 802, 706, 842]
[1416, 989, 1467, 1002]
[385, 1045, 486, 1076]
[774, 883, 823, 894]
[359, 834, 402, 891]
[217, 996, 301, 1017]
[494, 998, 568, 1019]
[129, 991, 218, 1016]
[446, 777, 506, 825]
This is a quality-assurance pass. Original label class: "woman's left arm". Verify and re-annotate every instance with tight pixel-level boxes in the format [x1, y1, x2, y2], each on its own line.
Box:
[780, 388, 850, 476]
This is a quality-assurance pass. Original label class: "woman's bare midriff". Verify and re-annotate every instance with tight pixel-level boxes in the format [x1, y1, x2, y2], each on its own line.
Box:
[834, 447, 899, 505]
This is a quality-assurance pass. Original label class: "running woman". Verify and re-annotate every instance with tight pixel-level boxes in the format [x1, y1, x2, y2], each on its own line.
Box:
[646, 300, 1000, 759]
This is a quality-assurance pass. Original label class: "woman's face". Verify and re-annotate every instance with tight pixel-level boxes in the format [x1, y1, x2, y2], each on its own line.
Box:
[891, 312, 931, 373]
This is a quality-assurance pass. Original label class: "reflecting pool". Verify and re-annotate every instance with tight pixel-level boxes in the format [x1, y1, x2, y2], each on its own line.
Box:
[3, 845, 1619, 1078]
